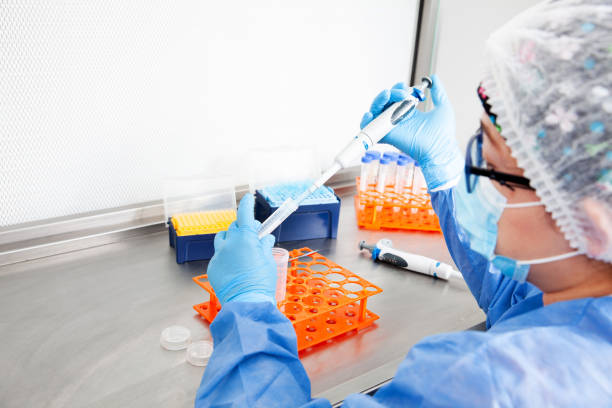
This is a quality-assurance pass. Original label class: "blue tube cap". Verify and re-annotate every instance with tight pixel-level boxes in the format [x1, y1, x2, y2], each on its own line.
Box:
[398, 153, 411, 161]
[361, 155, 373, 163]
[379, 158, 391, 165]
[383, 152, 399, 160]
[399, 156, 414, 165]
[365, 151, 381, 159]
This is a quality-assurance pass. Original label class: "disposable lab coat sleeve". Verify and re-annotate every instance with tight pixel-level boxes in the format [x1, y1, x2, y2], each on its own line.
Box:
[194, 301, 332, 408]
[194, 292, 612, 407]
[429, 188, 542, 327]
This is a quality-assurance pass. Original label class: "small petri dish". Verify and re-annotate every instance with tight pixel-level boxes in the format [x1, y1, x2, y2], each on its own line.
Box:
[186, 340, 214, 367]
[160, 325, 191, 351]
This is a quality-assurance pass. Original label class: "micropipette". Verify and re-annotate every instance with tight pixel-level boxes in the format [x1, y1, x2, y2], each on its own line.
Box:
[359, 239, 462, 281]
[258, 76, 433, 239]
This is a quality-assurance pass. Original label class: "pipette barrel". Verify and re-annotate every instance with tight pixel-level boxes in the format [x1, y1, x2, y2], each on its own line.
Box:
[257, 77, 432, 239]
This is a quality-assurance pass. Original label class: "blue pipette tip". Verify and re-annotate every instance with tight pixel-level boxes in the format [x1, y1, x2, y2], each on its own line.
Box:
[259, 181, 338, 207]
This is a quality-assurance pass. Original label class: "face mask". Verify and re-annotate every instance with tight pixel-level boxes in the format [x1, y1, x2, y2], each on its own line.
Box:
[454, 175, 581, 282]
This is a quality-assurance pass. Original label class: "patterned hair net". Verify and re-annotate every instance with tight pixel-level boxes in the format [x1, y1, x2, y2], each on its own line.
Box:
[481, 0, 612, 262]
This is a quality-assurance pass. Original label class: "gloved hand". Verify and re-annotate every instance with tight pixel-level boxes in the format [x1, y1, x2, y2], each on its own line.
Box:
[360, 75, 464, 190]
[207, 194, 277, 305]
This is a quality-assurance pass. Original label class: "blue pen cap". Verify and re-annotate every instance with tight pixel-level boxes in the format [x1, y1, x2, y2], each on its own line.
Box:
[365, 150, 381, 159]
[361, 155, 373, 163]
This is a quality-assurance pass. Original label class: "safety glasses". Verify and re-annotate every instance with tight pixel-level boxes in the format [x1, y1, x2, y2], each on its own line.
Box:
[464, 128, 534, 193]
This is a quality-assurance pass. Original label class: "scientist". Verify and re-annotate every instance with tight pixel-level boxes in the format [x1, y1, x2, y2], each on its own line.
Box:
[196, 1, 611, 406]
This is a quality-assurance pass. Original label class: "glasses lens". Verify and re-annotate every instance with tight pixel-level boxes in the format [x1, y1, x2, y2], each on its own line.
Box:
[465, 130, 483, 193]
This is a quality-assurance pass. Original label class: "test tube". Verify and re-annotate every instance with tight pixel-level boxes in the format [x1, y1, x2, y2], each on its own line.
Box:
[360, 155, 373, 192]
[412, 162, 426, 194]
[272, 247, 289, 303]
[376, 157, 391, 193]
[374, 157, 390, 215]
[367, 157, 378, 187]
[366, 152, 380, 186]
[394, 158, 407, 213]
[411, 162, 427, 214]
[395, 157, 409, 195]
[382, 152, 399, 187]
[399, 156, 415, 195]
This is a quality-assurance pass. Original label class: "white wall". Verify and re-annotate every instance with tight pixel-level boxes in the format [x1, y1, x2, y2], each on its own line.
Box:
[0, 1, 418, 227]
[434, 0, 542, 151]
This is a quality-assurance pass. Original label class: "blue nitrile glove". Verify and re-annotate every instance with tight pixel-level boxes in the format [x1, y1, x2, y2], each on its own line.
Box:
[360, 75, 463, 191]
[207, 194, 277, 305]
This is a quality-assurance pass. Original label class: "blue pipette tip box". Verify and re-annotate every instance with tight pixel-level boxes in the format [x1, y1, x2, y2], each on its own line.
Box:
[254, 190, 341, 243]
[168, 219, 215, 264]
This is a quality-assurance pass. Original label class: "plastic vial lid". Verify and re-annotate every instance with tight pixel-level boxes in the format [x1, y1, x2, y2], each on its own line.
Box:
[379, 158, 391, 165]
[365, 151, 381, 159]
[398, 153, 413, 163]
[383, 152, 399, 160]
[160, 325, 192, 351]
[398, 156, 414, 165]
[186, 340, 214, 367]
[361, 155, 373, 163]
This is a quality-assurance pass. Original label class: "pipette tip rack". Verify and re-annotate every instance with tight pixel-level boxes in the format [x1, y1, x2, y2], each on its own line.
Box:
[254, 191, 341, 242]
[168, 209, 237, 263]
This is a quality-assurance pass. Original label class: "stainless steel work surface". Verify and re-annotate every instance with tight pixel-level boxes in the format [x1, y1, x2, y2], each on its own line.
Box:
[0, 194, 484, 407]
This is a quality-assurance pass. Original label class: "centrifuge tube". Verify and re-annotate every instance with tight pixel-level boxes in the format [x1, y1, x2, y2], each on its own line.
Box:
[411, 162, 427, 214]
[382, 152, 399, 187]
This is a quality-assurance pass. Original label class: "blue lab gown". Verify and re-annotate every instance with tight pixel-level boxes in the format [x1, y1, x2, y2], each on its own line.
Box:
[195, 188, 612, 407]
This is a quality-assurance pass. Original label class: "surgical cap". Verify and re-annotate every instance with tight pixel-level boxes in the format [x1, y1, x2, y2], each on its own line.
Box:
[482, 0, 612, 262]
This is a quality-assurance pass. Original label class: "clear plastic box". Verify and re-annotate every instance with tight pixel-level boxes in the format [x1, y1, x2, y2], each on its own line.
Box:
[163, 175, 236, 225]
[247, 147, 320, 194]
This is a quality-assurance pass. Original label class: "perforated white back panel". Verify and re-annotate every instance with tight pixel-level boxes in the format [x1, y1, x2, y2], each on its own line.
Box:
[0, 1, 417, 227]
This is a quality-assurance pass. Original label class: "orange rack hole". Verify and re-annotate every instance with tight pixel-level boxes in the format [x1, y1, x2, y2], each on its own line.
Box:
[354, 177, 441, 232]
[192, 247, 382, 351]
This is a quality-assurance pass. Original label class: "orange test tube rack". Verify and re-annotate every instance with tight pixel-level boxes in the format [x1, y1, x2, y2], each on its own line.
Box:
[354, 177, 441, 232]
[192, 247, 382, 351]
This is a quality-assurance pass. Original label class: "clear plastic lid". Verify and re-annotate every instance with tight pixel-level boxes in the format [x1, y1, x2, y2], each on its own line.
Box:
[247, 147, 320, 193]
[160, 325, 192, 351]
[186, 340, 214, 367]
[163, 175, 236, 224]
